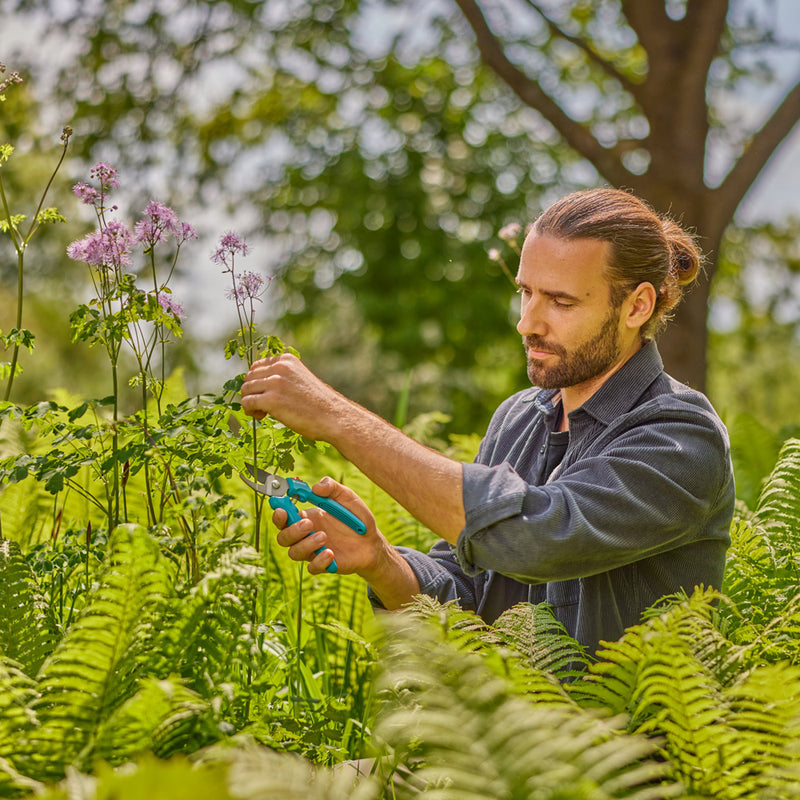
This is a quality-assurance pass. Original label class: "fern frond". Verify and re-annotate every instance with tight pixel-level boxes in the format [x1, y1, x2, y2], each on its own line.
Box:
[722, 662, 800, 799]
[754, 437, 800, 541]
[149, 545, 263, 693]
[745, 594, 800, 664]
[722, 512, 800, 657]
[93, 677, 217, 765]
[573, 588, 744, 713]
[0, 479, 53, 547]
[17, 525, 171, 781]
[492, 601, 591, 679]
[400, 596, 576, 706]
[0, 656, 38, 766]
[374, 612, 679, 799]
[0, 537, 58, 676]
[571, 588, 800, 799]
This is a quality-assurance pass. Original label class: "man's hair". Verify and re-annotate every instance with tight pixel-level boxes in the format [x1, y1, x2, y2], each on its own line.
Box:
[531, 188, 703, 338]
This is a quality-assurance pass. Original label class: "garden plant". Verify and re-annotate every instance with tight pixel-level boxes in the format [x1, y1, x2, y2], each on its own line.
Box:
[3, 67, 800, 800]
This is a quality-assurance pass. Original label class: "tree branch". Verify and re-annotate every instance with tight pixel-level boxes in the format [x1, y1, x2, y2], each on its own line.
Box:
[522, 0, 639, 95]
[713, 73, 800, 228]
[452, 0, 630, 186]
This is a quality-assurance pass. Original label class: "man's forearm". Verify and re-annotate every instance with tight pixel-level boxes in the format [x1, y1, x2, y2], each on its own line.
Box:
[327, 398, 465, 545]
[239, 354, 466, 544]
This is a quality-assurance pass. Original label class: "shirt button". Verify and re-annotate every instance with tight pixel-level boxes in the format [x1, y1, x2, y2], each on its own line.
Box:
[540, 445, 546, 454]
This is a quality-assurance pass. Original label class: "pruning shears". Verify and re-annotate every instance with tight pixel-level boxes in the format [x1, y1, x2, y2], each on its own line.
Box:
[239, 465, 367, 574]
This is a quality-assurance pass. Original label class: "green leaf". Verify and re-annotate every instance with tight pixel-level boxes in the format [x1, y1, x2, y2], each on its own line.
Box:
[0, 539, 58, 677]
[34, 207, 66, 225]
[0, 213, 25, 233]
[17, 526, 172, 780]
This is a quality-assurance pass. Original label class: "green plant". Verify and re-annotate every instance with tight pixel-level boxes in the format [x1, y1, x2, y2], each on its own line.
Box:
[1, 65, 71, 402]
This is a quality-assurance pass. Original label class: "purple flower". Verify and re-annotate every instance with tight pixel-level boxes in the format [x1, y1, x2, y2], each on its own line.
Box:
[66, 220, 134, 269]
[157, 291, 186, 321]
[498, 222, 522, 243]
[134, 201, 197, 249]
[89, 162, 120, 191]
[72, 162, 120, 210]
[73, 182, 100, 206]
[0, 65, 23, 96]
[177, 222, 197, 243]
[226, 271, 273, 303]
[212, 231, 249, 269]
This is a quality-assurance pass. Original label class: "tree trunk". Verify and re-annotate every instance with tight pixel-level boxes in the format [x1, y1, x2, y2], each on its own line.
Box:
[657, 279, 710, 391]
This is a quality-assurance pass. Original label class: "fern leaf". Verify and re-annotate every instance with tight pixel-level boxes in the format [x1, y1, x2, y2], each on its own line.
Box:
[754, 437, 800, 541]
[374, 612, 679, 799]
[0, 656, 39, 765]
[571, 588, 800, 799]
[93, 677, 217, 765]
[492, 601, 591, 679]
[202, 744, 381, 800]
[16, 525, 171, 781]
[0, 537, 58, 675]
[722, 662, 800, 798]
[148, 545, 262, 693]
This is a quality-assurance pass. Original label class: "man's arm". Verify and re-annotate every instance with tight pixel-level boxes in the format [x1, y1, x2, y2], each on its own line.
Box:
[239, 353, 466, 544]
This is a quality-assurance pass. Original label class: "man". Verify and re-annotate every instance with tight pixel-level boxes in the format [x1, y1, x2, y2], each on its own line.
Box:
[240, 188, 735, 654]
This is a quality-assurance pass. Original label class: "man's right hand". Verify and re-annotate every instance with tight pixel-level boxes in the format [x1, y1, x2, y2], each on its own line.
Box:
[271, 476, 422, 608]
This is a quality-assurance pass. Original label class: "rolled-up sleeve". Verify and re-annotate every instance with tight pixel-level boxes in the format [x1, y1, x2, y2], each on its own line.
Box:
[456, 406, 733, 583]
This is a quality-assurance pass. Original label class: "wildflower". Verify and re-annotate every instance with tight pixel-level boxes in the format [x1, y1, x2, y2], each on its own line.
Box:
[157, 291, 186, 321]
[498, 222, 522, 243]
[89, 162, 120, 192]
[488, 248, 501, 262]
[134, 201, 180, 246]
[0, 64, 22, 99]
[177, 222, 197, 243]
[66, 220, 134, 269]
[73, 182, 100, 206]
[212, 231, 249, 270]
[60, 126, 73, 144]
[226, 271, 272, 303]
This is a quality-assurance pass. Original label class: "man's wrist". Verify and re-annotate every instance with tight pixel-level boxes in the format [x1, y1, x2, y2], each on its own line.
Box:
[358, 540, 420, 609]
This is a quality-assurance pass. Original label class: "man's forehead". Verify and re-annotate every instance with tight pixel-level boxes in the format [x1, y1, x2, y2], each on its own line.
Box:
[518, 234, 611, 290]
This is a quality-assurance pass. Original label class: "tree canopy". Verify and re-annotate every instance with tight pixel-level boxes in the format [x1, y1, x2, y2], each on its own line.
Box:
[2, 0, 800, 430]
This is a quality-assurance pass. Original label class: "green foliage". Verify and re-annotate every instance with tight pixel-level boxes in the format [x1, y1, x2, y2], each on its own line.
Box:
[375, 602, 679, 799]
[0, 538, 58, 675]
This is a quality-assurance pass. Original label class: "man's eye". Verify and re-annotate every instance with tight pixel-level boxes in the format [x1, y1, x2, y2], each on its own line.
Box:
[553, 298, 573, 308]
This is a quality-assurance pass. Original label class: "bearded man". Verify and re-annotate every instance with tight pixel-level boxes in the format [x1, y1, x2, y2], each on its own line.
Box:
[240, 188, 734, 654]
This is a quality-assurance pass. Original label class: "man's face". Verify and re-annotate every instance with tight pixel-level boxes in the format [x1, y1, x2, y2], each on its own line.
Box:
[515, 234, 626, 390]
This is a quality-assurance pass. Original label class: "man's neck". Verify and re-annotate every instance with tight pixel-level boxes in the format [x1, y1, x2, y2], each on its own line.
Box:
[558, 338, 643, 431]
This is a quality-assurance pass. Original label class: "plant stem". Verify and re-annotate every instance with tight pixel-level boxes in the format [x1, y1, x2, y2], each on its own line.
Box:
[3, 248, 25, 401]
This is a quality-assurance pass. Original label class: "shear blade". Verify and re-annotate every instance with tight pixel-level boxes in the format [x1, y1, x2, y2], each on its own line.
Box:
[240, 464, 288, 496]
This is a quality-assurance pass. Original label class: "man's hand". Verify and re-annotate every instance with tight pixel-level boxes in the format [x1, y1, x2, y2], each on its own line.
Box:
[240, 354, 344, 441]
[240, 353, 466, 545]
[272, 477, 422, 608]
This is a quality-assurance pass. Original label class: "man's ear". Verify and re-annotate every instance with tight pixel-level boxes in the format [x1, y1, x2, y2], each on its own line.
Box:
[624, 282, 656, 330]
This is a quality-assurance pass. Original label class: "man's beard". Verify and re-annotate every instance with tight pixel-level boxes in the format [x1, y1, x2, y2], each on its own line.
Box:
[524, 308, 623, 389]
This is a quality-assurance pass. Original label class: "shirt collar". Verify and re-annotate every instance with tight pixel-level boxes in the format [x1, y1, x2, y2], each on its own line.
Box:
[576, 339, 664, 425]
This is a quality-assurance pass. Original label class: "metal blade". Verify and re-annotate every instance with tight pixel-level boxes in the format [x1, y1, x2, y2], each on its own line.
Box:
[239, 465, 288, 496]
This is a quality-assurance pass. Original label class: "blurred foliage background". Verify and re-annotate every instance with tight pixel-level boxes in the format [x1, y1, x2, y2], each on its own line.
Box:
[1, 0, 800, 438]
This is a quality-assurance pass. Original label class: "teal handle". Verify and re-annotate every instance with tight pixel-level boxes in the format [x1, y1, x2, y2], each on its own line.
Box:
[269, 495, 337, 574]
[286, 479, 368, 536]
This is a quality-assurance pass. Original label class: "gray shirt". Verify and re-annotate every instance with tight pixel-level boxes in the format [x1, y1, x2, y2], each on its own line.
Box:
[380, 341, 734, 654]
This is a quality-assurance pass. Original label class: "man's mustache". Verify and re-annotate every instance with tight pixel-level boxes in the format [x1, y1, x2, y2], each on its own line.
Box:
[523, 336, 566, 357]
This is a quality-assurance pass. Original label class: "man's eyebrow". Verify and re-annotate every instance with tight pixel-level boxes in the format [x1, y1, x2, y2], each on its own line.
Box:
[515, 278, 582, 303]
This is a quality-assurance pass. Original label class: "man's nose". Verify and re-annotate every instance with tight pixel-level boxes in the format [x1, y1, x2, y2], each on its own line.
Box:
[517, 297, 546, 337]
